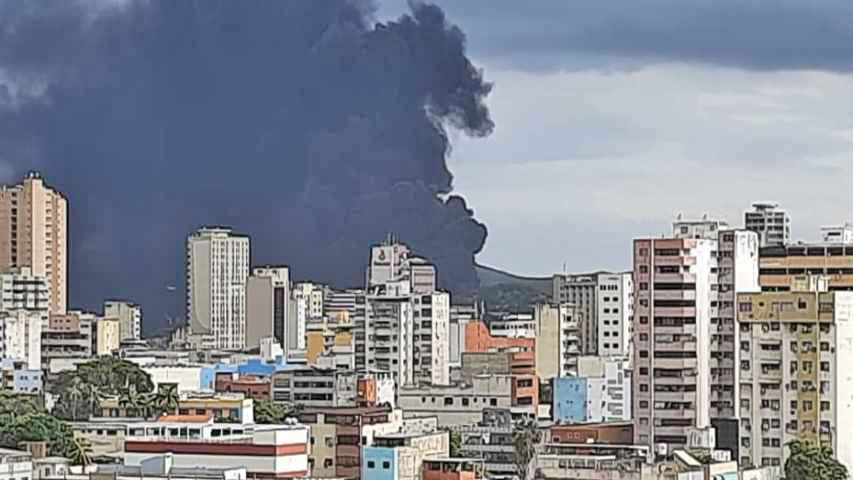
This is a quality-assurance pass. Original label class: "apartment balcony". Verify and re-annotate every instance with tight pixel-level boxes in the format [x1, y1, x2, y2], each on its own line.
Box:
[654, 358, 698, 369]
[654, 375, 696, 386]
[653, 307, 696, 317]
[655, 341, 697, 353]
[654, 290, 697, 301]
[654, 256, 696, 266]
[654, 324, 697, 336]
[655, 273, 697, 283]
[655, 408, 696, 420]
[654, 391, 695, 403]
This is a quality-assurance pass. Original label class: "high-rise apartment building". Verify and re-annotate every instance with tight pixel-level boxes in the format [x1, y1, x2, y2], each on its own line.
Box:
[709, 230, 760, 424]
[246, 266, 290, 350]
[186, 226, 250, 350]
[366, 237, 437, 295]
[759, 242, 853, 292]
[632, 236, 717, 453]
[293, 282, 324, 350]
[737, 280, 853, 470]
[0, 172, 67, 315]
[103, 300, 141, 341]
[534, 303, 582, 379]
[552, 272, 633, 357]
[745, 202, 790, 247]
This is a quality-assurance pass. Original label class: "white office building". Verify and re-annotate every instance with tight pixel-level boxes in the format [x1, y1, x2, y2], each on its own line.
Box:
[0, 310, 43, 369]
[186, 226, 250, 350]
[104, 300, 142, 341]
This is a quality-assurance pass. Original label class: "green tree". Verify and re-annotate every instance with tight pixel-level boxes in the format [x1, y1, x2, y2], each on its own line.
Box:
[0, 391, 42, 417]
[0, 413, 75, 457]
[513, 418, 542, 480]
[449, 430, 462, 457]
[49, 357, 154, 420]
[254, 400, 302, 424]
[785, 440, 848, 480]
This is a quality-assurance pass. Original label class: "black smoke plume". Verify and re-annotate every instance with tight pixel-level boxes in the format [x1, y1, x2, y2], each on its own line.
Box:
[0, 0, 493, 333]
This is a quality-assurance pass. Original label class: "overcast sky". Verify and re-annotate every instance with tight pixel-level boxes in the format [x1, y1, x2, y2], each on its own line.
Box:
[379, 1, 853, 276]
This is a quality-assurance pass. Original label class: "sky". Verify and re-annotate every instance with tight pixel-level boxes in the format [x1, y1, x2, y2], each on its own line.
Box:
[378, 0, 853, 277]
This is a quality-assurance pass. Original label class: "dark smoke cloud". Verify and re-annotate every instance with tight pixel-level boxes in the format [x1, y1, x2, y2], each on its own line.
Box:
[0, 0, 493, 333]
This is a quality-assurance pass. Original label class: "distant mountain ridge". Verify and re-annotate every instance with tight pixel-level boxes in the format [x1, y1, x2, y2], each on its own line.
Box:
[475, 263, 552, 288]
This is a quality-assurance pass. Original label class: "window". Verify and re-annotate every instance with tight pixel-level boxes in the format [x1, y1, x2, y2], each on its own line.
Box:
[444, 397, 453, 406]
[490, 398, 497, 406]
[639, 265, 648, 273]
[821, 362, 830, 372]
[822, 401, 831, 411]
[462, 398, 469, 406]
[640, 283, 648, 291]
[383, 462, 391, 469]
[640, 316, 649, 325]
[639, 350, 648, 358]
[639, 368, 649, 376]
[640, 384, 649, 392]
[367, 461, 376, 469]
[639, 401, 649, 409]
[324, 459, 334, 468]
[739, 302, 752, 312]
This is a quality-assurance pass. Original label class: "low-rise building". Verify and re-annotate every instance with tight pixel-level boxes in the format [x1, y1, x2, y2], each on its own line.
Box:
[41, 312, 93, 369]
[460, 351, 535, 382]
[0, 358, 43, 393]
[398, 375, 537, 427]
[464, 321, 534, 354]
[0, 448, 33, 480]
[536, 443, 651, 480]
[123, 422, 308, 478]
[361, 431, 448, 480]
[214, 373, 270, 402]
[488, 312, 535, 339]
[298, 406, 406, 479]
[0, 309, 44, 369]
[93, 317, 120, 356]
[451, 409, 516, 478]
[552, 356, 632, 423]
[100, 392, 253, 424]
[422, 458, 485, 480]
[272, 366, 357, 407]
[141, 365, 205, 393]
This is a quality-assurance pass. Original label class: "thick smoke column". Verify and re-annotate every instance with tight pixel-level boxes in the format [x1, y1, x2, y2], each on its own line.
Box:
[0, 0, 493, 332]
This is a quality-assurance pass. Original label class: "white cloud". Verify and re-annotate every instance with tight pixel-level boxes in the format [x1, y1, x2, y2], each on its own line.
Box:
[446, 64, 853, 275]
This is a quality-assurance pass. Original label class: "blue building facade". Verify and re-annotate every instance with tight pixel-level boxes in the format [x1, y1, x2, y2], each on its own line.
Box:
[361, 447, 397, 480]
[552, 377, 587, 423]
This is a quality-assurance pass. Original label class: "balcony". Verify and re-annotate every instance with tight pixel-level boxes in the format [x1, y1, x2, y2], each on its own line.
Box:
[655, 341, 697, 353]
[655, 273, 697, 283]
[654, 358, 698, 369]
[654, 391, 695, 403]
[654, 290, 697, 301]
[653, 307, 696, 317]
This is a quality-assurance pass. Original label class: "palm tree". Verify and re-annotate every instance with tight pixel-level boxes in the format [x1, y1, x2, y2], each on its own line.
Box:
[513, 417, 542, 480]
[154, 383, 180, 417]
[67, 436, 93, 467]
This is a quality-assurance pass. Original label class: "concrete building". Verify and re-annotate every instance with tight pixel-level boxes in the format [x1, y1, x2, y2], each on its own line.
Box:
[0, 358, 42, 393]
[536, 443, 651, 480]
[40, 311, 93, 369]
[450, 409, 519, 478]
[737, 282, 853, 470]
[552, 356, 632, 423]
[632, 236, 717, 452]
[142, 365, 205, 393]
[397, 375, 536, 426]
[552, 272, 633, 357]
[422, 458, 485, 480]
[464, 320, 534, 354]
[299, 406, 405, 479]
[93, 316, 120, 356]
[0, 447, 33, 480]
[104, 300, 142, 341]
[366, 237, 437, 295]
[535, 303, 582, 379]
[821, 223, 853, 244]
[672, 214, 729, 240]
[186, 226, 250, 350]
[361, 430, 448, 480]
[245, 266, 289, 351]
[123, 423, 309, 478]
[460, 351, 535, 382]
[488, 312, 535, 339]
[758, 242, 853, 291]
[100, 392, 254, 423]
[305, 312, 355, 369]
[448, 303, 480, 369]
[271, 365, 357, 407]
[0, 267, 49, 314]
[745, 202, 790, 248]
[0, 172, 67, 315]
[0, 310, 43, 369]
[293, 282, 323, 351]
[710, 230, 760, 424]
[214, 372, 270, 401]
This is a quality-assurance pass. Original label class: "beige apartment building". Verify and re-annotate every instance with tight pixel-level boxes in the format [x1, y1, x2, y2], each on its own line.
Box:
[103, 300, 141, 341]
[94, 316, 120, 355]
[534, 303, 582, 379]
[0, 172, 67, 315]
[737, 279, 853, 470]
[759, 242, 853, 291]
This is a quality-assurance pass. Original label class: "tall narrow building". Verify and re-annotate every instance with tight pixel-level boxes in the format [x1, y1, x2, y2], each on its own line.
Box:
[632, 236, 717, 453]
[186, 226, 250, 350]
[0, 172, 67, 315]
[246, 266, 290, 351]
[104, 300, 142, 341]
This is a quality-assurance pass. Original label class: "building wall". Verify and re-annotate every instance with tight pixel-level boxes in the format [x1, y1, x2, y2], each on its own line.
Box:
[361, 447, 397, 480]
[187, 227, 250, 350]
[398, 376, 516, 426]
[104, 301, 141, 341]
[553, 377, 587, 423]
[464, 321, 533, 353]
[143, 366, 203, 393]
[0, 310, 42, 369]
[0, 173, 68, 316]
[95, 317, 120, 355]
[550, 423, 634, 444]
